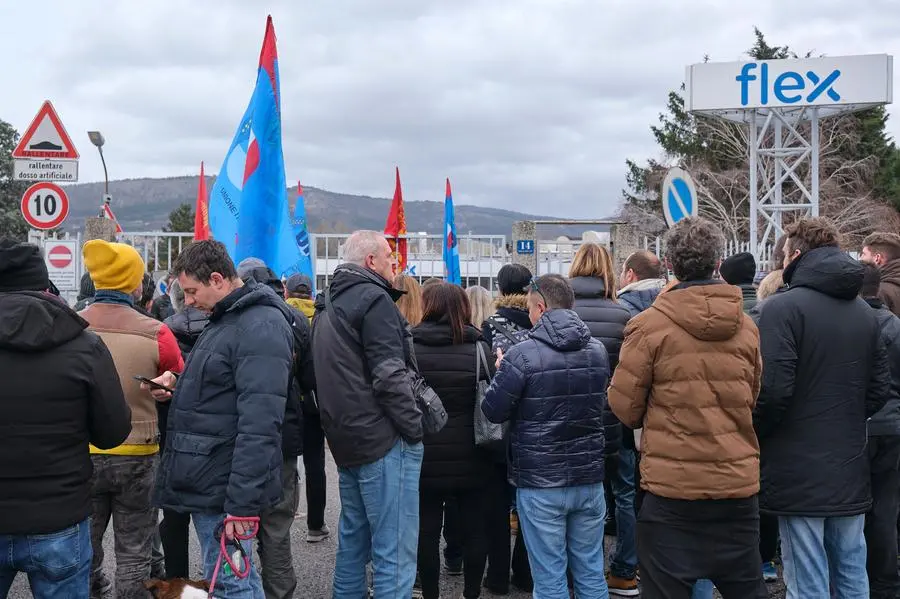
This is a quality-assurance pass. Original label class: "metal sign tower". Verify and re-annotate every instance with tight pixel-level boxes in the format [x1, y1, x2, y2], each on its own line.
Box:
[685, 54, 893, 260]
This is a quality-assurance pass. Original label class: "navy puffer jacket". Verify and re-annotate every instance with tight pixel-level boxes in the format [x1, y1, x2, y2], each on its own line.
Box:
[481, 309, 609, 488]
[570, 276, 630, 455]
[154, 283, 294, 516]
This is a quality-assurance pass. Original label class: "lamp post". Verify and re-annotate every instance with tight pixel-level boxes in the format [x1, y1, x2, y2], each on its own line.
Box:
[87, 131, 109, 216]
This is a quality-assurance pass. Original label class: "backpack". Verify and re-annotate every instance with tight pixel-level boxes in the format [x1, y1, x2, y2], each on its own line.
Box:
[487, 315, 530, 355]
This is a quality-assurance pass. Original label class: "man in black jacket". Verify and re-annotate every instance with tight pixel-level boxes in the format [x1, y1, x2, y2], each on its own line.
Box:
[860, 263, 900, 599]
[145, 241, 294, 599]
[0, 239, 131, 598]
[754, 218, 892, 598]
[236, 257, 313, 599]
[312, 230, 424, 599]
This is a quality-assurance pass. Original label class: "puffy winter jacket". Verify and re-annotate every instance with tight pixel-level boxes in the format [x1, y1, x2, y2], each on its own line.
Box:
[617, 278, 666, 318]
[866, 298, 900, 437]
[413, 320, 494, 490]
[311, 264, 423, 468]
[570, 276, 629, 456]
[153, 283, 294, 516]
[609, 280, 762, 501]
[754, 247, 892, 517]
[482, 294, 532, 354]
[482, 309, 609, 488]
[0, 292, 131, 534]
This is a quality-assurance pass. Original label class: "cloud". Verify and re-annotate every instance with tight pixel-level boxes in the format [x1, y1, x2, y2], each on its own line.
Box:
[2, 0, 898, 219]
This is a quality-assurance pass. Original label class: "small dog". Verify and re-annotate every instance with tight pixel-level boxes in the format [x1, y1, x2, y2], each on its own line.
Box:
[145, 578, 213, 598]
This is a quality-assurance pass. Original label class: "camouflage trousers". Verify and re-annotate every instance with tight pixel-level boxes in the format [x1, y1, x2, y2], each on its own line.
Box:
[89, 455, 158, 599]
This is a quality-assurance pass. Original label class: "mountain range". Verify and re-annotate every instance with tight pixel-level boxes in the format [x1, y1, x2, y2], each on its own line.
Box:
[62, 176, 590, 236]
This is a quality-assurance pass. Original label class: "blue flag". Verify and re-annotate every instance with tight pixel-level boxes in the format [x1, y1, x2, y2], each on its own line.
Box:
[208, 16, 302, 277]
[443, 178, 461, 285]
[290, 183, 315, 290]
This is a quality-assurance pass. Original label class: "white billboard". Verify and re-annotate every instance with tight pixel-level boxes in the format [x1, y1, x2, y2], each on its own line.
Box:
[686, 54, 893, 115]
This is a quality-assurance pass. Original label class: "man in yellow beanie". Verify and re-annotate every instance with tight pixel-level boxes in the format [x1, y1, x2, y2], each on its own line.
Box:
[79, 239, 184, 599]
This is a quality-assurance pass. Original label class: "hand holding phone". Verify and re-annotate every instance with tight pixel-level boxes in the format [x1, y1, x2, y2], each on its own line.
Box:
[134, 372, 176, 400]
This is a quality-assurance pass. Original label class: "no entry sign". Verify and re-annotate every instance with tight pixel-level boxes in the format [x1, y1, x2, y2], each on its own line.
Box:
[21, 182, 69, 230]
[42, 239, 79, 292]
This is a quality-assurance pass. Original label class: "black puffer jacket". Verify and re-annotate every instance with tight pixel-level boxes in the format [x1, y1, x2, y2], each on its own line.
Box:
[154, 283, 294, 516]
[570, 276, 630, 455]
[754, 247, 892, 517]
[312, 264, 423, 468]
[866, 298, 900, 437]
[0, 292, 131, 534]
[164, 307, 209, 356]
[482, 309, 609, 488]
[413, 321, 494, 490]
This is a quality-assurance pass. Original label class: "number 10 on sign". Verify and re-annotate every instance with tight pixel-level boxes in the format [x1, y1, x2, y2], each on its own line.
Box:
[21, 181, 70, 230]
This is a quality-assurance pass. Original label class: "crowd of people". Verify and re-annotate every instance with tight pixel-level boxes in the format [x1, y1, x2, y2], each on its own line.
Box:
[0, 220, 898, 599]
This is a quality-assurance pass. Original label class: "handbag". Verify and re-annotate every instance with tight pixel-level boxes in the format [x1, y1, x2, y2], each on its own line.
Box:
[473, 341, 508, 448]
[324, 290, 447, 435]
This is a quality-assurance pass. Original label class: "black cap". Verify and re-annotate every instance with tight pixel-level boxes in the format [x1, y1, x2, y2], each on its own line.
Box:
[286, 273, 313, 296]
[0, 239, 51, 293]
[720, 252, 757, 286]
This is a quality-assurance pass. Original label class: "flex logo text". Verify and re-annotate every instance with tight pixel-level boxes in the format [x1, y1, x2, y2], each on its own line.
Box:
[736, 63, 842, 106]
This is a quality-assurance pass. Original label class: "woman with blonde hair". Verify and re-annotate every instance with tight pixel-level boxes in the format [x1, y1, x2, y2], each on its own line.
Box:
[465, 285, 494, 328]
[568, 242, 636, 594]
[394, 274, 423, 326]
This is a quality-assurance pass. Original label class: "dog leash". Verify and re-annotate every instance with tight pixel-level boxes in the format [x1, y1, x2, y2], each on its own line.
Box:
[208, 516, 260, 598]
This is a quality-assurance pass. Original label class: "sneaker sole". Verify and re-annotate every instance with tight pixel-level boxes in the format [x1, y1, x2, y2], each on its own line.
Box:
[306, 534, 330, 543]
[608, 589, 640, 597]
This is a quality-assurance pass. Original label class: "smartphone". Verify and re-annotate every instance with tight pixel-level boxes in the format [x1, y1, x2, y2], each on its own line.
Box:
[133, 375, 174, 393]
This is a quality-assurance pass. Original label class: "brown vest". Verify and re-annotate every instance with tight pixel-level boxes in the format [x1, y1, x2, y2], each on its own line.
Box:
[80, 303, 161, 446]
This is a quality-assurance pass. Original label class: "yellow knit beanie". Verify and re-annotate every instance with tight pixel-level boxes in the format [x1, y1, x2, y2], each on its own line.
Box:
[83, 240, 146, 293]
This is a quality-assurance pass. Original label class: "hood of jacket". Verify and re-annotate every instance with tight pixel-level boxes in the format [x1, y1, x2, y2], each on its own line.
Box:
[412, 320, 482, 346]
[882, 258, 900, 287]
[0, 291, 88, 352]
[328, 263, 403, 303]
[211, 281, 294, 326]
[783, 246, 863, 300]
[652, 280, 745, 342]
[618, 277, 666, 295]
[286, 297, 316, 320]
[570, 276, 614, 300]
[493, 294, 533, 330]
[530, 309, 592, 352]
[164, 307, 209, 340]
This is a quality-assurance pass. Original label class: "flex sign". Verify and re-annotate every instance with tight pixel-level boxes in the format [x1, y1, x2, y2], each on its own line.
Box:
[686, 54, 893, 113]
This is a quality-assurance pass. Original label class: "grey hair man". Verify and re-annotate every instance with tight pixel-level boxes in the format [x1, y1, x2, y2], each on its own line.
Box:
[312, 230, 424, 598]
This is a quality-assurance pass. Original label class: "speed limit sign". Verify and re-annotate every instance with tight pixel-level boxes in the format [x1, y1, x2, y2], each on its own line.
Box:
[21, 181, 69, 230]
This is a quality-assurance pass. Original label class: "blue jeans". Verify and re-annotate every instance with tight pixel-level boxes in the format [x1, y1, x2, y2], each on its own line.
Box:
[0, 518, 92, 599]
[691, 579, 715, 599]
[609, 448, 637, 579]
[779, 514, 868, 599]
[517, 484, 609, 599]
[333, 439, 424, 599]
[193, 513, 264, 599]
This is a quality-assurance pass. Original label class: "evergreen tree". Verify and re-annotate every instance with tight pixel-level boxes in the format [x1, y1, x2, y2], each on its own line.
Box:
[164, 202, 194, 232]
[0, 120, 30, 240]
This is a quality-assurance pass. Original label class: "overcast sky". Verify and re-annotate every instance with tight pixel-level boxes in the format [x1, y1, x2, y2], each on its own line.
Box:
[2, 0, 898, 218]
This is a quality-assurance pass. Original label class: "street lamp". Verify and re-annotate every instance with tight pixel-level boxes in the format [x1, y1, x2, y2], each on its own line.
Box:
[87, 131, 110, 216]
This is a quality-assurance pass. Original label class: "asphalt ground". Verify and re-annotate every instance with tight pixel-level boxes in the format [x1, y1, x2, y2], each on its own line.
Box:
[7, 450, 786, 598]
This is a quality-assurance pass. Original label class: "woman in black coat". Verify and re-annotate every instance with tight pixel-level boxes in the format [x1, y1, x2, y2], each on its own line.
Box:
[413, 283, 495, 599]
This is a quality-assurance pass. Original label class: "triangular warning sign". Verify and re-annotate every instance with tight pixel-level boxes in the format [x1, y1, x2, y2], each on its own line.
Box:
[12, 101, 79, 160]
[103, 203, 123, 233]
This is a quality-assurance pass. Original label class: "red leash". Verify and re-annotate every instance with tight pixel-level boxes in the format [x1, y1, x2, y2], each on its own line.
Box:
[208, 516, 260, 598]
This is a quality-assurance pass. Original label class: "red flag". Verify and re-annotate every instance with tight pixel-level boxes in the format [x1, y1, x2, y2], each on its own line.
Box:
[194, 161, 211, 241]
[102, 202, 123, 234]
[384, 166, 408, 274]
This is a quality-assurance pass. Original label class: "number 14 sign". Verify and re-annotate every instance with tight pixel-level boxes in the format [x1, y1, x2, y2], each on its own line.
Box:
[21, 181, 69, 230]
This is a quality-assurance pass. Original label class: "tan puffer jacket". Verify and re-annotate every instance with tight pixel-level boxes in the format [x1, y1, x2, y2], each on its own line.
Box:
[609, 280, 762, 500]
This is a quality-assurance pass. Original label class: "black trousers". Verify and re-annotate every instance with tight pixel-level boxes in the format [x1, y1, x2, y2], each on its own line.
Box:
[484, 463, 531, 593]
[637, 493, 767, 599]
[865, 435, 900, 599]
[302, 412, 327, 531]
[759, 512, 779, 563]
[443, 497, 463, 564]
[418, 487, 488, 599]
[158, 510, 191, 579]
